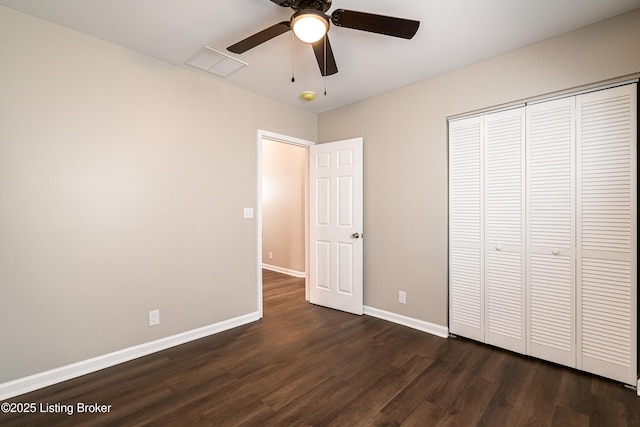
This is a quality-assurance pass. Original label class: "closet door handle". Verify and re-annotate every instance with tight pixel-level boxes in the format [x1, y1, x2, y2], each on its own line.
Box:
[495, 245, 502, 251]
[552, 249, 560, 255]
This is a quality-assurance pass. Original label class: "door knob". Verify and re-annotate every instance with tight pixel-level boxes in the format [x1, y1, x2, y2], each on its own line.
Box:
[552, 249, 560, 255]
[351, 232, 360, 239]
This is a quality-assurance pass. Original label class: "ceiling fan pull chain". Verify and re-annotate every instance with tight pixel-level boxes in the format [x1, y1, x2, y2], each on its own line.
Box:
[291, 31, 296, 83]
[323, 35, 327, 95]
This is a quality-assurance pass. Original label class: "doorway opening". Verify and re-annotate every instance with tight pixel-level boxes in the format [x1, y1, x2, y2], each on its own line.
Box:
[257, 130, 314, 318]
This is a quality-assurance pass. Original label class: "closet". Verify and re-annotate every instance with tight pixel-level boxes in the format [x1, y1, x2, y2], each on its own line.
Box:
[448, 83, 637, 385]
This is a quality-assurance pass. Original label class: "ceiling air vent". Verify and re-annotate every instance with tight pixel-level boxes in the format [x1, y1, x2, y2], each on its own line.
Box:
[185, 47, 248, 78]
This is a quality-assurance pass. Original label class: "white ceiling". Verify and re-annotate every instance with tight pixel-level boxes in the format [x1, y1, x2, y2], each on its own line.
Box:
[2, 0, 639, 113]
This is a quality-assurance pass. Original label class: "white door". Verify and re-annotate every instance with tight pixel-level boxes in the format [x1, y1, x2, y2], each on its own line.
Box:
[309, 138, 363, 315]
[576, 84, 637, 385]
[448, 116, 484, 341]
[526, 97, 576, 367]
[483, 107, 526, 354]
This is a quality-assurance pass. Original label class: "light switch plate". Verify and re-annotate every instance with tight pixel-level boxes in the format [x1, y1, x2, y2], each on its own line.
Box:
[243, 207, 254, 218]
[399, 291, 407, 304]
[149, 309, 160, 326]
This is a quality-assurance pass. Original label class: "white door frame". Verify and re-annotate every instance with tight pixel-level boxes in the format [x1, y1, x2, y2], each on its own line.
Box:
[257, 130, 315, 318]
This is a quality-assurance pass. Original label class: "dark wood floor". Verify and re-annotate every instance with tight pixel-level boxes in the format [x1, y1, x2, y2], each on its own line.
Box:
[2, 270, 639, 426]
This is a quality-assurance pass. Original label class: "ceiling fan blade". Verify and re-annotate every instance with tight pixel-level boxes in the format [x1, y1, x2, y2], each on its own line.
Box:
[227, 21, 291, 54]
[269, 0, 291, 6]
[331, 9, 419, 39]
[311, 35, 338, 76]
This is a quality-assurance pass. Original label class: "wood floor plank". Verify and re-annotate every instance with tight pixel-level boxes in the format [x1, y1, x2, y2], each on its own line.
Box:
[399, 399, 448, 427]
[381, 366, 441, 424]
[444, 375, 499, 426]
[551, 404, 590, 427]
[1, 269, 639, 426]
[505, 362, 564, 426]
[474, 355, 537, 426]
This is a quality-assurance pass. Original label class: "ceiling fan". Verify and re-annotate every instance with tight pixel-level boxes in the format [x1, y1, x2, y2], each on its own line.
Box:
[227, 0, 420, 77]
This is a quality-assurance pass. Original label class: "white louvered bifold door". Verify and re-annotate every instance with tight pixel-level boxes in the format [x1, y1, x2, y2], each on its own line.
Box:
[484, 107, 526, 354]
[526, 98, 576, 368]
[448, 116, 484, 341]
[576, 84, 637, 385]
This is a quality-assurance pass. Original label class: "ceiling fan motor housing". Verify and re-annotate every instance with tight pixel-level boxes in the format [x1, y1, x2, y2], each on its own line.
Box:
[289, 0, 332, 13]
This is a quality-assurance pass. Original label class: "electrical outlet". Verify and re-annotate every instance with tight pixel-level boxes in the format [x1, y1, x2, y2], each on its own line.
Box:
[269, 251, 273, 260]
[149, 309, 160, 326]
[399, 291, 407, 305]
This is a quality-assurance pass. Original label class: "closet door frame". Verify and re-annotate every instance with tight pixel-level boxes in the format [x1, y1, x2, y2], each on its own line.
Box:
[447, 81, 637, 387]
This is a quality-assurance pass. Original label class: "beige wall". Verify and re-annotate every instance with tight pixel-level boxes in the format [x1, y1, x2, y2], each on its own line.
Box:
[318, 9, 640, 327]
[261, 140, 306, 273]
[2, 4, 640, 388]
[0, 6, 316, 383]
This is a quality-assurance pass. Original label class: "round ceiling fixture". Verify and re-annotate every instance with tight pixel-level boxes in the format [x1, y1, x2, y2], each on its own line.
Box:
[300, 91, 316, 101]
[291, 9, 329, 43]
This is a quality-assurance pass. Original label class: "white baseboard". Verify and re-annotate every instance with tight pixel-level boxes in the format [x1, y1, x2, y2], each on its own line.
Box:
[363, 306, 449, 338]
[262, 263, 305, 278]
[0, 311, 260, 401]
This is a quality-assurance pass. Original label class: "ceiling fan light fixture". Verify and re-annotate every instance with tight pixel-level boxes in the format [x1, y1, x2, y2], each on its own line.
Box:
[291, 9, 329, 43]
